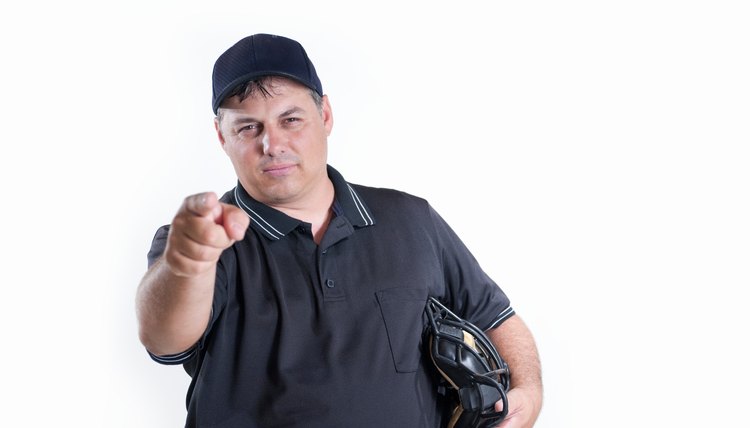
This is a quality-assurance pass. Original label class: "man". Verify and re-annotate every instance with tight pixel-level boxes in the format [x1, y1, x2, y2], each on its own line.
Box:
[136, 33, 542, 428]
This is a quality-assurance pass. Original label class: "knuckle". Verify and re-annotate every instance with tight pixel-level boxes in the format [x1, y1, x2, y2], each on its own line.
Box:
[171, 215, 187, 231]
[200, 226, 218, 244]
[163, 250, 191, 276]
[164, 243, 216, 277]
[181, 195, 195, 212]
[193, 243, 217, 262]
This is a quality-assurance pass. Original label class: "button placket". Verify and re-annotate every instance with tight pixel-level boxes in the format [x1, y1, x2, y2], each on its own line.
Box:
[317, 216, 352, 301]
[319, 249, 345, 300]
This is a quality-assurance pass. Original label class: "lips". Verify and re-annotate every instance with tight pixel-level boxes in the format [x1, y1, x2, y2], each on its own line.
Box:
[262, 163, 296, 177]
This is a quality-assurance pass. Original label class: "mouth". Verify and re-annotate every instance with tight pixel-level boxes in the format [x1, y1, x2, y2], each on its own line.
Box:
[262, 163, 296, 177]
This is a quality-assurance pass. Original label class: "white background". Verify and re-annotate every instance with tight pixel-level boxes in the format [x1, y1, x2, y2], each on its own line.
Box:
[1, 1, 748, 426]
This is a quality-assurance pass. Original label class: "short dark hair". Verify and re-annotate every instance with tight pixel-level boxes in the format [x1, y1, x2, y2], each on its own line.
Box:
[216, 76, 323, 122]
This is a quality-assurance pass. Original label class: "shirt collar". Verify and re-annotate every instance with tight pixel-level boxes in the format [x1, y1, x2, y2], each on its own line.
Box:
[233, 165, 375, 241]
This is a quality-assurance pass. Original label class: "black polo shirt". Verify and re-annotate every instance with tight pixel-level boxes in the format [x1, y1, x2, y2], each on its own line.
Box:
[146, 166, 515, 428]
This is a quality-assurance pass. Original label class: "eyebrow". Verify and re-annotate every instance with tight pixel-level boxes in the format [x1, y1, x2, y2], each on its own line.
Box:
[229, 117, 259, 126]
[278, 106, 305, 118]
[229, 106, 306, 127]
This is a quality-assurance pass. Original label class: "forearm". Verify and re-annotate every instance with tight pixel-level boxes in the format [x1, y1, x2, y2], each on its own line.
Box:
[136, 257, 215, 356]
[487, 315, 543, 424]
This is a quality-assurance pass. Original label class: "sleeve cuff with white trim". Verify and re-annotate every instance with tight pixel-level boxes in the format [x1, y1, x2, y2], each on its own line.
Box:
[147, 345, 197, 365]
[486, 306, 516, 330]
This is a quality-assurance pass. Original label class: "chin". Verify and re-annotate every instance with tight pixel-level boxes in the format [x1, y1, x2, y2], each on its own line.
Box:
[264, 185, 299, 204]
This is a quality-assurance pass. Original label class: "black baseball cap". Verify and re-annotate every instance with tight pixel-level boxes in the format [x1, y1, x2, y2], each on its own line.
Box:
[211, 33, 324, 114]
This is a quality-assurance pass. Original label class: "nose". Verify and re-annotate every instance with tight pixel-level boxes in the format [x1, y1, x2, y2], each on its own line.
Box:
[261, 126, 286, 156]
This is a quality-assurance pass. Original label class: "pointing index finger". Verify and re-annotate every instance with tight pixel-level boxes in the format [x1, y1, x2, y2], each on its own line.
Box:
[183, 192, 219, 217]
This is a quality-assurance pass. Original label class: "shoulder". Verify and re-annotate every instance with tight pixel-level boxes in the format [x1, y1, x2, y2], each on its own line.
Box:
[346, 183, 443, 234]
[350, 183, 429, 211]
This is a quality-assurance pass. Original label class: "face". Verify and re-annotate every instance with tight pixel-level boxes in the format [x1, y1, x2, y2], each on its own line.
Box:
[215, 78, 333, 209]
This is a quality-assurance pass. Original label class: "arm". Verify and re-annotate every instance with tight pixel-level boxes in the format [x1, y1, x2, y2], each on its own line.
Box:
[487, 315, 543, 428]
[135, 192, 249, 356]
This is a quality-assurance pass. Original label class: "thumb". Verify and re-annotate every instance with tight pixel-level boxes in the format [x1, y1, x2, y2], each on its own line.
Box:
[219, 203, 250, 241]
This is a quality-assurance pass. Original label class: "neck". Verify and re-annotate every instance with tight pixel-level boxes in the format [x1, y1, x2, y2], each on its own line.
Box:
[272, 178, 335, 244]
[311, 207, 334, 244]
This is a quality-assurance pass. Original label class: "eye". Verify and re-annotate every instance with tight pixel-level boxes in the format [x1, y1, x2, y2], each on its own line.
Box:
[283, 117, 303, 126]
[237, 123, 261, 136]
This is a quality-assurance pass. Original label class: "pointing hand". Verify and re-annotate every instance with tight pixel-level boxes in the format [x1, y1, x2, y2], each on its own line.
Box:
[164, 192, 250, 277]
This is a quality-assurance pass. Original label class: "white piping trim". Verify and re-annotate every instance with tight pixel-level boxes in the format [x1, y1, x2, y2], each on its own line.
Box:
[234, 187, 284, 239]
[487, 306, 515, 330]
[149, 347, 196, 365]
[346, 184, 373, 226]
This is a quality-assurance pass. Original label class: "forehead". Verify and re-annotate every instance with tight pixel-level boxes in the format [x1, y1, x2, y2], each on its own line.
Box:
[221, 78, 313, 115]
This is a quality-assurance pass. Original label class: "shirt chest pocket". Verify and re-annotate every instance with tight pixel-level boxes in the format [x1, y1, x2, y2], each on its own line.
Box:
[375, 288, 429, 373]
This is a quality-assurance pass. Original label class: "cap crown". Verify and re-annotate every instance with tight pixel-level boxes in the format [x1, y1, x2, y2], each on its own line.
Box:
[211, 34, 323, 114]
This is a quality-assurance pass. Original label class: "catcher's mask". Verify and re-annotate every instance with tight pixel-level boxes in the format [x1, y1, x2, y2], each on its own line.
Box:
[425, 297, 510, 428]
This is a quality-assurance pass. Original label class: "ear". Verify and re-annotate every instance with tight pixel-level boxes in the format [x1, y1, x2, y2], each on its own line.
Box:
[214, 116, 227, 151]
[321, 95, 334, 136]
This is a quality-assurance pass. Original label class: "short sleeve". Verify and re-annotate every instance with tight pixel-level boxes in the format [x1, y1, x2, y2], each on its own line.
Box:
[428, 205, 516, 331]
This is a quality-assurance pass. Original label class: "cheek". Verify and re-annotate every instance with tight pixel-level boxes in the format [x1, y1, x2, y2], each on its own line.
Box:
[225, 142, 258, 167]
[227, 134, 257, 153]
[293, 127, 327, 154]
